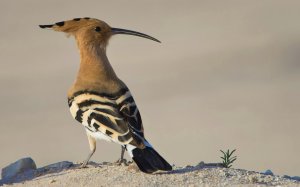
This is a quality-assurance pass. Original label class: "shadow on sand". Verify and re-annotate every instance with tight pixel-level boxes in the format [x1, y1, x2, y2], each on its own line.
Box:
[162, 162, 224, 175]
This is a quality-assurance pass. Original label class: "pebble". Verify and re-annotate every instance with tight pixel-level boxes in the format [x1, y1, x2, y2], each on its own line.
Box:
[196, 161, 205, 168]
[262, 169, 274, 176]
[1, 157, 36, 180]
[291, 176, 300, 181]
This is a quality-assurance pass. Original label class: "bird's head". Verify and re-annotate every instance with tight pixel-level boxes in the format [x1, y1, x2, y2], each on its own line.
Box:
[39, 17, 160, 49]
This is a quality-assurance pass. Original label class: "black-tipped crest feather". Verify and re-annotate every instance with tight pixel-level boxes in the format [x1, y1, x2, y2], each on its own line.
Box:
[39, 24, 53, 29]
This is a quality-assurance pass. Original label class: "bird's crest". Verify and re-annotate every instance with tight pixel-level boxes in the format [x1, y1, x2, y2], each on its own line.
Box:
[39, 17, 106, 33]
[39, 17, 161, 44]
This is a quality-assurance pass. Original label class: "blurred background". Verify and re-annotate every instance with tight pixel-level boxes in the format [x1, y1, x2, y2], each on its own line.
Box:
[0, 0, 299, 176]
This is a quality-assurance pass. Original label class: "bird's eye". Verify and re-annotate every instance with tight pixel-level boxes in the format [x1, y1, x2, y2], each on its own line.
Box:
[94, 27, 101, 32]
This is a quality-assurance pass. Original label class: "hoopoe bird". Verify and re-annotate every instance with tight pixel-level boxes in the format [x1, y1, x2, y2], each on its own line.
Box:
[39, 17, 172, 173]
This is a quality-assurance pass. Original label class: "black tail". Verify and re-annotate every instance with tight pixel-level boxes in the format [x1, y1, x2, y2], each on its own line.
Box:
[130, 146, 172, 173]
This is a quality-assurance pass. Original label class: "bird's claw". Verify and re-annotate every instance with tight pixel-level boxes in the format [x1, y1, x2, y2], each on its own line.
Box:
[79, 161, 88, 168]
[115, 158, 128, 166]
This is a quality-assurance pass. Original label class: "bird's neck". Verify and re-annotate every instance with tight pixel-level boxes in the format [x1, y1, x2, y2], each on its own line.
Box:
[78, 44, 118, 81]
[69, 43, 121, 97]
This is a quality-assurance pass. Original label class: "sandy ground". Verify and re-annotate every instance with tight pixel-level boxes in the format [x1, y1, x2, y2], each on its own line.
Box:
[1, 161, 299, 187]
[0, 0, 300, 176]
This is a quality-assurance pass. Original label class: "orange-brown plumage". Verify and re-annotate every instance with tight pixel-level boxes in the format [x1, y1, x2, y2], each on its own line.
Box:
[40, 18, 120, 96]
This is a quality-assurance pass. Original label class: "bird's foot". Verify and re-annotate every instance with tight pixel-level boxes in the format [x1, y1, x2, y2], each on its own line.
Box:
[79, 161, 88, 168]
[115, 158, 128, 166]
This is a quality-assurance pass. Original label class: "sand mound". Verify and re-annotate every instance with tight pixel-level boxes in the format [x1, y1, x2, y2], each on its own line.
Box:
[1, 160, 299, 187]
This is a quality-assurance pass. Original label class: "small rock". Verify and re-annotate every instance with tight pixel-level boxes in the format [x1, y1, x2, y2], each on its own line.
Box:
[49, 179, 56, 184]
[291, 176, 300, 181]
[1, 157, 36, 179]
[196, 161, 205, 168]
[262, 169, 274, 176]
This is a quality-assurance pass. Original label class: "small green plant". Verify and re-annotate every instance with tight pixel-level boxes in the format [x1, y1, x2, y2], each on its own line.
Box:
[220, 149, 237, 168]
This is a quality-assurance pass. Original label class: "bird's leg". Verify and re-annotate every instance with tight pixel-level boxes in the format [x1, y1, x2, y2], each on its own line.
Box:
[120, 145, 125, 161]
[115, 146, 127, 165]
[80, 133, 96, 168]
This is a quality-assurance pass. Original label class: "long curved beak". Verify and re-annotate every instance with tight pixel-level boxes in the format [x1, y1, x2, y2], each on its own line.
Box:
[111, 28, 161, 43]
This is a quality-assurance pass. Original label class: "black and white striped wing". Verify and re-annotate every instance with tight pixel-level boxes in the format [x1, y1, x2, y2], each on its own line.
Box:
[117, 90, 145, 146]
[68, 89, 145, 146]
